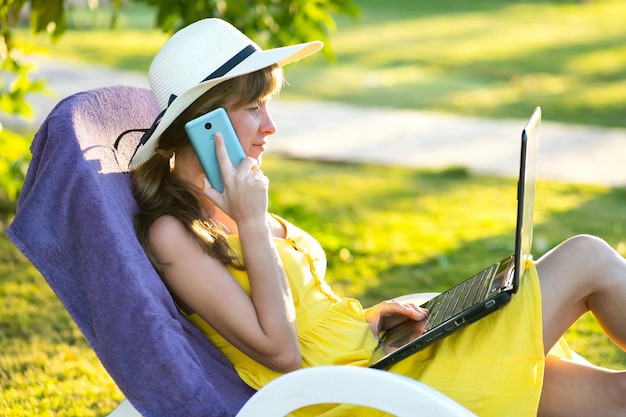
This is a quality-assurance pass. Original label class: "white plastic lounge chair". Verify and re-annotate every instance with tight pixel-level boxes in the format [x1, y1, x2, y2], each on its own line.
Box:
[110, 365, 476, 417]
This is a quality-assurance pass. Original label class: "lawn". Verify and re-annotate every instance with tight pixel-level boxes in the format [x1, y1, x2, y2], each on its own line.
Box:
[3, 0, 626, 415]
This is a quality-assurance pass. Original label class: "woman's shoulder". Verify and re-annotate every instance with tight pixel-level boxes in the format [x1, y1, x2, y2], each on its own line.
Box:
[148, 215, 193, 252]
[150, 214, 184, 234]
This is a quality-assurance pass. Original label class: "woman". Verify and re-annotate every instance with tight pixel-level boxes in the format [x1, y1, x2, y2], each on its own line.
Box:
[128, 18, 626, 416]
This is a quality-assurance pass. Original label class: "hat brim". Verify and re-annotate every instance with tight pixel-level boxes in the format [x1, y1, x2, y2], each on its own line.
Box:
[129, 41, 322, 170]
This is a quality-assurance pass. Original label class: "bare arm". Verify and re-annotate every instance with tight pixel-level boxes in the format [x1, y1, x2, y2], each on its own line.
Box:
[151, 134, 300, 372]
[151, 216, 300, 372]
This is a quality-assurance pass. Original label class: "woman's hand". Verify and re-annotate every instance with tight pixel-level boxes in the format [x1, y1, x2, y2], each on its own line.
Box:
[364, 300, 429, 340]
[202, 133, 269, 225]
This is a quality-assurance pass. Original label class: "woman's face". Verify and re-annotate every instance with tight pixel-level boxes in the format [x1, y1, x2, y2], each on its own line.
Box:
[226, 97, 276, 165]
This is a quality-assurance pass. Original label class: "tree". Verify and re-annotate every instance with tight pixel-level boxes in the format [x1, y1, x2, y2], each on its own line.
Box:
[138, 0, 360, 59]
[0, 0, 359, 222]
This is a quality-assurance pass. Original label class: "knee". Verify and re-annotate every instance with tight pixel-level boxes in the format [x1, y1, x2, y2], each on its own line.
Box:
[564, 234, 608, 252]
[561, 234, 617, 266]
[550, 235, 623, 293]
[539, 234, 623, 297]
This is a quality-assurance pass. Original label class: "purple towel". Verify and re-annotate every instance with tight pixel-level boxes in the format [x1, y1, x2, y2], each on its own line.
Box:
[7, 86, 255, 416]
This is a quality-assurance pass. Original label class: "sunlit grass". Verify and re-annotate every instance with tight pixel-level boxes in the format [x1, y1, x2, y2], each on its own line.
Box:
[1, 340, 123, 417]
[0, 230, 123, 416]
[18, 29, 168, 72]
[567, 45, 626, 76]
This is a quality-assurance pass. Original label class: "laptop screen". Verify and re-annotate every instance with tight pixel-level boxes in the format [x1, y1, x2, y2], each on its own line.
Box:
[514, 106, 541, 289]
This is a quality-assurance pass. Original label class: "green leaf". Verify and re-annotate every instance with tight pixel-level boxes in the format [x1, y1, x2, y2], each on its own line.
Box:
[0, 126, 30, 203]
[131, 0, 360, 59]
[29, 0, 66, 38]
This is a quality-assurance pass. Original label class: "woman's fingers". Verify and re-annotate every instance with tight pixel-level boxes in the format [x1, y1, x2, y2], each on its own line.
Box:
[214, 133, 234, 182]
[385, 300, 428, 321]
[402, 302, 429, 321]
[214, 133, 267, 189]
[207, 133, 269, 223]
[371, 300, 429, 334]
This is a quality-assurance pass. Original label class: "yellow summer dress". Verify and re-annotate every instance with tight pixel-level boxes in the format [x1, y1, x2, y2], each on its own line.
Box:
[185, 215, 575, 416]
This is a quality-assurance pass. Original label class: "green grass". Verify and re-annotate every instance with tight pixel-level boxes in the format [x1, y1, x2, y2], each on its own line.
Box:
[2, 159, 625, 415]
[3, 0, 626, 414]
[0, 228, 124, 416]
[17, 0, 626, 128]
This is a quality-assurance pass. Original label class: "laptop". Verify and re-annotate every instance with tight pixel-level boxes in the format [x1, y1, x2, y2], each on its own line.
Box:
[369, 106, 541, 370]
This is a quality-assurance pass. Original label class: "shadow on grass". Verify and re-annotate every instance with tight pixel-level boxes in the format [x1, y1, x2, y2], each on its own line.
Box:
[0, 231, 85, 346]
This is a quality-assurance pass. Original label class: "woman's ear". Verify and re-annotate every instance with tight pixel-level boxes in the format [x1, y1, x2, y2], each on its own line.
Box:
[195, 174, 206, 189]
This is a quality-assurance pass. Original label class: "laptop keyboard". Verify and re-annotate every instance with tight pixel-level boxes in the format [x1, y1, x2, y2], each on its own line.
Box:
[424, 263, 498, 331]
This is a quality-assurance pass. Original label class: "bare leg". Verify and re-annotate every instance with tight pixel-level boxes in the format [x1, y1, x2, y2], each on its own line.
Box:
[538, 357, 626, 417]
[535, 235, 626, 415]
[536, 234, 626, 353]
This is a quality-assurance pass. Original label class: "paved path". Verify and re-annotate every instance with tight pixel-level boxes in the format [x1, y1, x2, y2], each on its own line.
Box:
[4, 55, 626, 186]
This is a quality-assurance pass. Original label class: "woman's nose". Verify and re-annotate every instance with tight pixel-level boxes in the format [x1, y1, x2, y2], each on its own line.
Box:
[261, 109, 277, 135]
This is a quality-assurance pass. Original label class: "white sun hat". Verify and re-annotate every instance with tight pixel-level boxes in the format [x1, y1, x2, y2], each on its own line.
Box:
[128, 18, 323, 170]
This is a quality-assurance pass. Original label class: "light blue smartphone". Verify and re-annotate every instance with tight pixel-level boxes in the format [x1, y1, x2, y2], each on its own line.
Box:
[184, 108, 246, 192]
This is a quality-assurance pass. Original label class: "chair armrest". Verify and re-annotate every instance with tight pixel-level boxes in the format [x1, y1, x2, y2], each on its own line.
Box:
[236, 366, 476, 417]
[393, 292, 440, 305]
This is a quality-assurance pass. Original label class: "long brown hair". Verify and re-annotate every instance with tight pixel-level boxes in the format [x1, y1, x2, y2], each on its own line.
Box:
[132, 65, 283, 271]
